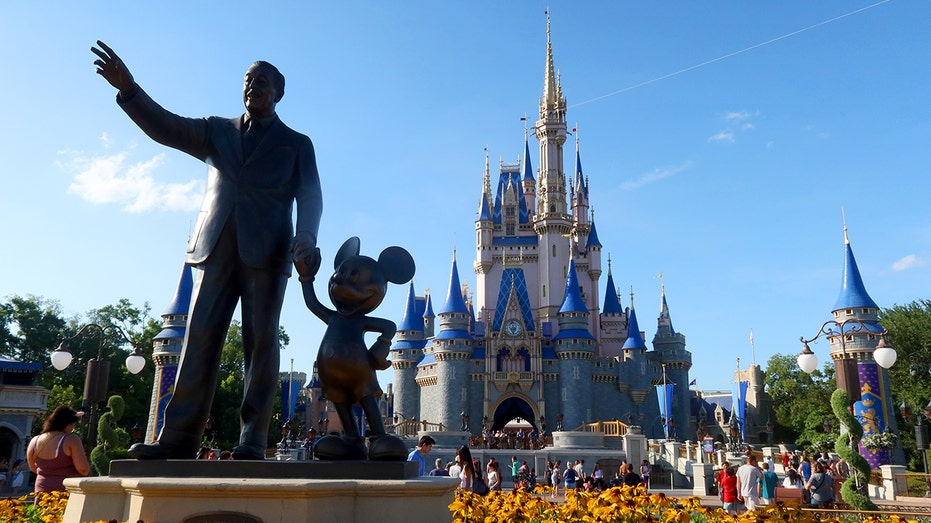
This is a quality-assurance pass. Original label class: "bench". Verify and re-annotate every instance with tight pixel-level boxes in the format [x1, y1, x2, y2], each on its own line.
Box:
[774, 487, 806, 504]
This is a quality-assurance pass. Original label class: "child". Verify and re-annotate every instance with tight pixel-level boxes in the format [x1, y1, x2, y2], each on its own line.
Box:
[9, 459, 28, 495]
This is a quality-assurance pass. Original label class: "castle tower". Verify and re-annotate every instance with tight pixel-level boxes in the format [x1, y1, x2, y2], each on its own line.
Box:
[598, 258, 627, 358]
[533, 13, 572, 324]
[391, 282, 426, 422]
[828, 223, 902, 467]
[427, 256, 473, 430]
[650, 284, 691, 441]
[145, 264, 192, 442]
[554, 260, 594, 428]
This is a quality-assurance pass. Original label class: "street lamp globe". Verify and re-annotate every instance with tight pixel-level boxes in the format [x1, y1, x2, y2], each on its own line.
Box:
[125, 348, 146, 375]
[797, 342, 818, 374]
[872, 336, 896, 369]
[50, 345, 73, 371]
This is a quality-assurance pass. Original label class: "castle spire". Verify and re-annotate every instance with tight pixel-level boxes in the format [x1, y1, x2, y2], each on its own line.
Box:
[558, 259, 588, 313]
[622, 288, 648, 350]
[833, 222, 879, 310]
[544, 11, 558, 108]
[439, 254, 470, 314]
[602, 256, 622, 315]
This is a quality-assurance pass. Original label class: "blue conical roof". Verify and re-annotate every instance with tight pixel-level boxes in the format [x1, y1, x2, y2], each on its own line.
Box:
[833, 241, 879, 310]
[438, 258, 469, 314]
[587, 221, 602, 248]
[622, 306, 648, 350]
[574, 149, 588, 198]
[423, 293, 434, 318]
[602, 270, 622, 314]
[398, 282, 423, 331]
[658, 290, 676, 335]
[523, 137, 535, 181]
[558, 260, 589, 313]
[479, 192, 492, 221]
[163, 264, 193, 316]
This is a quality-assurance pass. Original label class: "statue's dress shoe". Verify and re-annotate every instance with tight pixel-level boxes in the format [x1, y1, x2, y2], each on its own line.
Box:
[128, 441, 192, 460]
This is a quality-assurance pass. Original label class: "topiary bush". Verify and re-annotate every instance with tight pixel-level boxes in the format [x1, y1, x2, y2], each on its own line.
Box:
[90, 395, 126, 476]
[830, 388, 878, 511]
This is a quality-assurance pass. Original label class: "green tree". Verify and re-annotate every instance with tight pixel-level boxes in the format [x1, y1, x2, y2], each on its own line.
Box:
[880, 299, 931, 471]
[0, 295, 68, 382]
[764, 353, 837, 449]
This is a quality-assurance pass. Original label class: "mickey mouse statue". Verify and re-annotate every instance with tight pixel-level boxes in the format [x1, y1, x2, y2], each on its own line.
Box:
[295, 237, 415, 461]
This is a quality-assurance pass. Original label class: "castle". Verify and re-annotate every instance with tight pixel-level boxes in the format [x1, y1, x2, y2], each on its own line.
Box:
[390, 18, 693, 440]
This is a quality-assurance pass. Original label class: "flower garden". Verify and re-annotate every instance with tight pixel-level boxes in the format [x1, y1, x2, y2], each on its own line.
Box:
[1, 485, 928, 523]
[450, 485, 929, 523]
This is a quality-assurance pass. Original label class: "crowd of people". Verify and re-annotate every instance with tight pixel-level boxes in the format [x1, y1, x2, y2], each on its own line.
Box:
[471, 429, 547, 450]
[715, 449, 848, 515]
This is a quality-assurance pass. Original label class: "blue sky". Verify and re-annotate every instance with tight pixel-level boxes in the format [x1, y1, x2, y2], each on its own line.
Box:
[2, 1, 930, 395]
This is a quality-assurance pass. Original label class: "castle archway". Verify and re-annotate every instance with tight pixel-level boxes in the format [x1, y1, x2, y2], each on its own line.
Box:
[490, 395, 538, 433]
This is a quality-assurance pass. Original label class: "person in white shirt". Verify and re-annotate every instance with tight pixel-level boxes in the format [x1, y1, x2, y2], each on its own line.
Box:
[735, 455, 763, 511]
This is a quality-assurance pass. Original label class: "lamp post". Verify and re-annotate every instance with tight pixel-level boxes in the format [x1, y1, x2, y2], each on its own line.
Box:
[797, 320, 896, 397]
[50, 323, 146, 448]
[728, 413, 741, 454]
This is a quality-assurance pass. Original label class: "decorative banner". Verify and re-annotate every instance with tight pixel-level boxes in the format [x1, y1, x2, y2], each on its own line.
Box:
[280, 379, 302, 422]
[855, 362, 890, 468]
[154, 364, 177, 440]
[655, 383, 674, 438]
[732, 380, 749, 440]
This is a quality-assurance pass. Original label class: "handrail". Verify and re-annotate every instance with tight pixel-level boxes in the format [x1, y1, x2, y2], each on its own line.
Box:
[570, 420, 629, 436]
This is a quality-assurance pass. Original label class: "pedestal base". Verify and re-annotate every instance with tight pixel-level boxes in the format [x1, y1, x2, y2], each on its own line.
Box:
[62, 461, 459, 523]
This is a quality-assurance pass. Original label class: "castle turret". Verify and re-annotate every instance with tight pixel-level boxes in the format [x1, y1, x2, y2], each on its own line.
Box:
[554, 260, 594, 428]
[428, 256, 472, 430]
[598, 258, 625, 358]
[827, 222, 901, 467]
[145, 264, 192, 442]
[650, 284, 691, 441]
[392, 282, 426, 422]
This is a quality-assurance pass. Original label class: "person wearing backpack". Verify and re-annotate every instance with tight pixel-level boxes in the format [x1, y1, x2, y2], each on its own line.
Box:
[564, 461, 578, 490]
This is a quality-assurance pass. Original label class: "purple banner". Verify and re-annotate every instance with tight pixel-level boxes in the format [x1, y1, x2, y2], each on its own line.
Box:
[154, 364, 177, 440]
[855, 362, 890, 468]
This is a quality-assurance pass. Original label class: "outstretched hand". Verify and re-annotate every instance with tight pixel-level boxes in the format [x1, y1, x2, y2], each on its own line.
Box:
[294, 245, 321, 280]
[91, 40, 136, 95]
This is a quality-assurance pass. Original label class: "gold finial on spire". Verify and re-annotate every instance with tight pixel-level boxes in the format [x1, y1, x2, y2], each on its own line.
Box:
[842, 207, 850, 245]
[575, 122, 580, 151]
[630, 286, 635, 309]
[607, 253, 612, 274]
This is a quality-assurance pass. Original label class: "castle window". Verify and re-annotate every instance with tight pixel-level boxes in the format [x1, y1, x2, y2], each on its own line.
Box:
[506, 223, 515, 235]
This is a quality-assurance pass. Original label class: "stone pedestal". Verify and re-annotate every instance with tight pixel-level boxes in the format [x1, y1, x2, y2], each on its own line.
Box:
[62, 460, 459, 523]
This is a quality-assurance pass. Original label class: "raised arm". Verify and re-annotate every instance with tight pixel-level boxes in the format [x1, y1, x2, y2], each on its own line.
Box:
[91, 41, 138, 100]
[295, 247, 331, 321]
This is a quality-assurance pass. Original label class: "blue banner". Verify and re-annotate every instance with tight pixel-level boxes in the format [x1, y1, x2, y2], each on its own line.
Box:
[655, 383, 674, 438]
[731, 380, 749, 439]
[280, 379, 301, 422]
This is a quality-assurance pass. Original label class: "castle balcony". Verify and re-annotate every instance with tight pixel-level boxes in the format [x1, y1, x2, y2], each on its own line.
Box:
[491, 371, 535, 392]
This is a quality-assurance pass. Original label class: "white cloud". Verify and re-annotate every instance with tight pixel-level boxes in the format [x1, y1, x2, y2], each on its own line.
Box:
[708, 131, 735, 144]
[725, 111, 752, 121]
[619, 162, 692, 191]
[62, 150, 203, 213]
[892, 254, 927, 271]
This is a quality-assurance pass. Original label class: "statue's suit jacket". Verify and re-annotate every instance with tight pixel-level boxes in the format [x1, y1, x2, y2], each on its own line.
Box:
[118, 87, 322, 274]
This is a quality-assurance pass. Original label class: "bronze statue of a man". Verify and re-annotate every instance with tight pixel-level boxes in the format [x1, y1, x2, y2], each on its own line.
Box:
[92, 41, 323, 460]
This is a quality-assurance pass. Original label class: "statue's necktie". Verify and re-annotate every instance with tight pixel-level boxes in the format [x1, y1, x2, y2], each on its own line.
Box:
[243, 119, 259, 158]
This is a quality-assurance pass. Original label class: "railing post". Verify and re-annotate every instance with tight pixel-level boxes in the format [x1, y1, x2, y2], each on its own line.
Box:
[880, 464, 906, 500]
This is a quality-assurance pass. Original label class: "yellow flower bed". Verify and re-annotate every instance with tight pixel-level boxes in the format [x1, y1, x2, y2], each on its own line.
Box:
[0, 492, 125, 523]
[450, 485, 923, 523]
